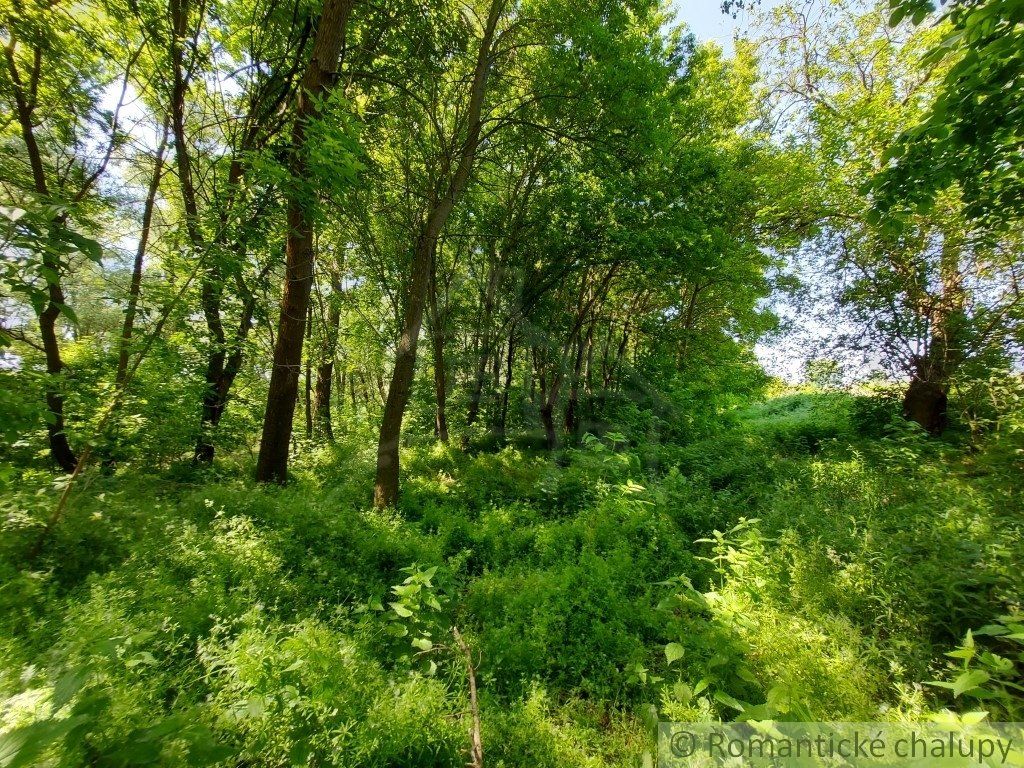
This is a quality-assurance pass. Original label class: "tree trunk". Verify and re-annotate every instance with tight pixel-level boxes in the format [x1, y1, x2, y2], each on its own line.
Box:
[314, 280, 341, 441]
[374, 234, 433, 506]
[902, 238, 965, 437]
[611, 323, 630, 390]
[902, 376, 948, 435]
[536, 362, 559, 450]
[467, 251, 500, 426]
[5, 39, 78, 472]
[256, 0, 356, 483]
[497, 326, 516, 441]
[305, 363, 313, 438]
[426, 244, 449, 442]
[584, 319, 595, 397]
[170, 0, 290, 462]
[194, 285, 226, 462]
[565, 332, 587, 438]
[314, 360, 334, 440]
[540, 403, 557, 450]
[373, 0, 504, 507]
[39, 298, 77, 472]
[168, 0, 228, 465]
[359, 370, 370, 407]
[117, 119, 169, 386]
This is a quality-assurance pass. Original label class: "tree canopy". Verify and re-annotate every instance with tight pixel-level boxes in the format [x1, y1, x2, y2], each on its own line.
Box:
[1, 0, 1023, 763]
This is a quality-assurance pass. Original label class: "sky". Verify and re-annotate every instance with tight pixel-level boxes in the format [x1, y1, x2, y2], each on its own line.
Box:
[673, 0, 820, 384]
[671, 0, 746, 54]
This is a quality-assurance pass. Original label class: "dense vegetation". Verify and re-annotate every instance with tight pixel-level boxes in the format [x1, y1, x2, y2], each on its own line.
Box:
[1, 0, 1022, 764]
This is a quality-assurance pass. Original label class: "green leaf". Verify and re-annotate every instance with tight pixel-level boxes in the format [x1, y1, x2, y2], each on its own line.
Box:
[126, 651, 157, 668]
[412, 637, 433, 652]
[389, 601, 413, 618]
[0, 717, 89, 768]
[664, 642, 685, 665]
[672, 681, 692, 704]
[889, 7, 907, 26]
[58, 303, 79, 326]
[713, 690, 746, 711]
[51, 667, 90, 712]
[952, 670, 990, 697]
[64, 230, 102, 263]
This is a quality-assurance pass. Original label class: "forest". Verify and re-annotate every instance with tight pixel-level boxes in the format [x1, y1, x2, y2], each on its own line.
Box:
[0, 0, 1022, 763]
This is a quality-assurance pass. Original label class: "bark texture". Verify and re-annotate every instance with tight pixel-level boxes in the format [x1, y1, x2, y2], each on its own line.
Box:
[373, 0, 504, 507]
[256, 0, 355, 483]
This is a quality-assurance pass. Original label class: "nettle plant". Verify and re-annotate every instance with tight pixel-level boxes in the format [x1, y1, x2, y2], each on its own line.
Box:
[644, 520, 816, 721]
[361, 563, 484, 764]
[362, 564, 449, 673]
[928, 614, 1024, 719]
[647, 573, 774, 720]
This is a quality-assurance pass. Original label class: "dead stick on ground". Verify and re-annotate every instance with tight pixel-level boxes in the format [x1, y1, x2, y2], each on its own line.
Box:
[452, 625, 483, 768]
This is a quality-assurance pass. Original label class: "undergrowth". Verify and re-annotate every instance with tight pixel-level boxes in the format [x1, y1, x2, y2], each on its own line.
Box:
[1, 391, 1023, 766]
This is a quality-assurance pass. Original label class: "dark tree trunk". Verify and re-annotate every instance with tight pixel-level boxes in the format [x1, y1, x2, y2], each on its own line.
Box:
[529, 350, 537, 404]
[337, 367, 345, 412]
[539, 357, 565, 451]
[256, 205, 318, 480]
[491, 342, 502, 393]
[304, 303, 314, 438]
[359, 370, 370, 407]
[611, 323, 630, 390]
[256, 0, 356, 483]
[903, 376, 948, 435]
[169, 0, 224, 465]
[305, 362, 313, 438]
[373, 0, 504, 507]
[902, 240, 964, 437]
[600, 326, 613, 388]
[5, 39, 77, 472]
[540, 403, 557, 450]
[426, 245, 449, 442]
[314, 360, 334, 440]
[172, 0, 294, 463]
[565, 333, 587, 438]
[194, 296, 226, 462]
[194, 171, 273, 462]
[40, 299, 77, 472]
[375, 233, 433, 506]
[314, 282, 341, 441]
[584, 320, 595, 397]
[432, 334, 449, 443]
[497, 327, 516, 441]
[536, 364, 560, 450]
[467, 252, 500, 427]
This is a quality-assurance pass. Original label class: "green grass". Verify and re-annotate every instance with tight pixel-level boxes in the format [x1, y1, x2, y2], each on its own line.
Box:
[1, 392, 1022, 766]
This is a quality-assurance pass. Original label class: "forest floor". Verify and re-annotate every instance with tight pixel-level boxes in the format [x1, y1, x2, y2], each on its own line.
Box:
[1, 392, 1022, 766]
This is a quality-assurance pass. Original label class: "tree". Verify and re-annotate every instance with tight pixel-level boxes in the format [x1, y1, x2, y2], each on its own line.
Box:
[0, 0, 136, 470]
[874, 0, 1024, 229]
[755, 0, 1023, 434]
[255, 0, 360, 483]
[159, 0, 314, 463]
[372, 0, 506, 507]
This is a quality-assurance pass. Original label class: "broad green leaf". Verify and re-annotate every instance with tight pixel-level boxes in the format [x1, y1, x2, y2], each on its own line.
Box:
[664, 642, 685, 665]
